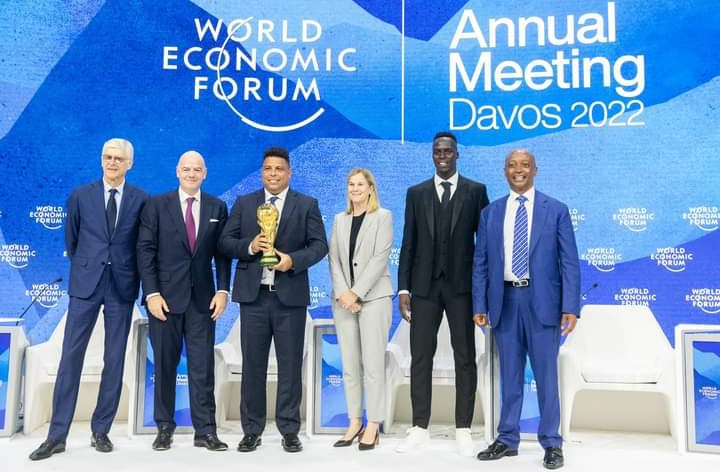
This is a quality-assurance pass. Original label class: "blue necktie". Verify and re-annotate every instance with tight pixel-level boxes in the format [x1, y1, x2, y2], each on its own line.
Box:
[511, 195, 529, 279]
[106, 188, 118, 236]
[269, 196, 279, 206]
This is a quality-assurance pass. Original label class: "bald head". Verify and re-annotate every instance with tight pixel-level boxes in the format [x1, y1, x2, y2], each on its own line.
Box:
[177, 150, 206, 167]
[176, 150, 207, 195]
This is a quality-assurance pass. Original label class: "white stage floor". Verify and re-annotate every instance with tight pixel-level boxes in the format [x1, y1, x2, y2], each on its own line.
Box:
[3, 422, 718, 472]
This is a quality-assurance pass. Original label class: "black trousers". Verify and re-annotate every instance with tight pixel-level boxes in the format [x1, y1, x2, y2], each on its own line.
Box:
[409, 276, 477, 428]
[148, 292, 217, 435]
[239, 289, 306, 436]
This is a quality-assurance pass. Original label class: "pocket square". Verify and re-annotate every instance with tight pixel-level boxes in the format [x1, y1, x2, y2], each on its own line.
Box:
[209, 218, 220, 223]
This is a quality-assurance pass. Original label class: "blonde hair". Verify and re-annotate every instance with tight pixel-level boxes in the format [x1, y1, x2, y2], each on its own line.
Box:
[345, 168, 380, 214]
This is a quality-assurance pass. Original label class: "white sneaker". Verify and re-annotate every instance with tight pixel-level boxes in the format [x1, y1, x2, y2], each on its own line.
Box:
[455, 428, 475, 457]
[395, 426, 429, 453]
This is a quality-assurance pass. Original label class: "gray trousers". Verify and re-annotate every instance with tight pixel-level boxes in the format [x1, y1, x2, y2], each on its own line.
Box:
[332, 296, 392, 422]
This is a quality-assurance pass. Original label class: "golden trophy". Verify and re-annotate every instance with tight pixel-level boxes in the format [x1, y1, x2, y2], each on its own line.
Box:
[257, 202, 280, 267]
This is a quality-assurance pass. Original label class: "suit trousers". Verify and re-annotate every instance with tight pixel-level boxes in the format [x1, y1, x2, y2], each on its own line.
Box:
[409, 276, 477, 428]
[239, 289, 306, 436]
[333, 296, 392, 423]
[494, 286, 562, 449]
[48, 266, 133, 441]
[148, 292, 217, 435]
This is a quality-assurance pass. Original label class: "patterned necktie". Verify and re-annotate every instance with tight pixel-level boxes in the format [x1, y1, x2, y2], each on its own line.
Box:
[440, 181, 452, 206]
[269, 196, 279, 206]
[106, 188, 118, 237]
[511, 195, 529, 279]
[185, 197, 196, 253]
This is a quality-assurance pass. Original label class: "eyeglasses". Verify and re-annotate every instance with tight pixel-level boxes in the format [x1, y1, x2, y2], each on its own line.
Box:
[103, 154, 128, 163]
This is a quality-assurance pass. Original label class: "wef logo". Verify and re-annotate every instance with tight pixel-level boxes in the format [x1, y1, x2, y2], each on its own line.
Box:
[163, 17, 358, 133]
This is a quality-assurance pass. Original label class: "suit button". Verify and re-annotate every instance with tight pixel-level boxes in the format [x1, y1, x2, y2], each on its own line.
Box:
[353, 263, 358, 266]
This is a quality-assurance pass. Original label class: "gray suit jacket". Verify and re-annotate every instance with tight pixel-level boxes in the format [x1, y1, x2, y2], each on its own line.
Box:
[328, 207, 394, 302]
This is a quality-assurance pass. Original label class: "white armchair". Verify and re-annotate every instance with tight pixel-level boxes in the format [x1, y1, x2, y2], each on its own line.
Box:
[23, 305, 142, 434]
[384, 316, 486, 432]
[559, 304, 676, 439]
[214, 312, 313, 426]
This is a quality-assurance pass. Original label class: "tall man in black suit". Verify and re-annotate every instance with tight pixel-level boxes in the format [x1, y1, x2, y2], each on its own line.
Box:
[218, 147, 328, 453]
[396, 132, 489, 456]
[30, 138, 149, 460]
[137, 151, 231, 451]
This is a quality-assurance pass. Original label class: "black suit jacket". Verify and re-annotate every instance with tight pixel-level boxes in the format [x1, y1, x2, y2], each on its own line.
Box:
[218, 188, 328, 307]
[398, 175, 489, 297]
[137, 190, 231, 313]
[65, 179, 149, 301]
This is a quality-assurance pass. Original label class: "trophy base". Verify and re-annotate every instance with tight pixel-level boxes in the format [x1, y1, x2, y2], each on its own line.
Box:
[260, 254, 279, 267]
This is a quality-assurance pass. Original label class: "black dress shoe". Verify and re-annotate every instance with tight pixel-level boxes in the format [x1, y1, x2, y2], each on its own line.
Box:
[543, 447, 564, 469]
[358, 430, 380, 451]
[237, 434, 262, 452]
[152, 427, 174, 451]
[333, 425, 364, 447]
[91, 433, 114, 453]
[194, 432, 228, 451]
[29, 439, 66, 461]
[476, 440, 518, 461]
[281, 433, 303, 453]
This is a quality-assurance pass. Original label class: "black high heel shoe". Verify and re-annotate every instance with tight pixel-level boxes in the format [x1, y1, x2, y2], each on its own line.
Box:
[358, 430, 379, 451]
[333, 425, 365, 447]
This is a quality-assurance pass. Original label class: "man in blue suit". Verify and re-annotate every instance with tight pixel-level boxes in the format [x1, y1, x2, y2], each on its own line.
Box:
[137, 151, 231, 451]
[30, 138, 149, 460]
[472, 149, 580, 470]
[218, 147, 328, 453]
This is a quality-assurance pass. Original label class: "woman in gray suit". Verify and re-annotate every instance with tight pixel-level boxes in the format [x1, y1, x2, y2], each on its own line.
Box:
[329, 168, 393, 451]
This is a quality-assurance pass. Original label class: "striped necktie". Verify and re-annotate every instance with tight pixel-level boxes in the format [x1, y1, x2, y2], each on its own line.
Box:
[511, 195, 529, 279]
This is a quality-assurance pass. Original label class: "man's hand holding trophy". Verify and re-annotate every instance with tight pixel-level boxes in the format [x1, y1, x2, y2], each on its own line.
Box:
[254, 202, 294, 272]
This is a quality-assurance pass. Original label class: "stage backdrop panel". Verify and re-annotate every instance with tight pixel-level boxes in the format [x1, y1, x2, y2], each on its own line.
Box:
[0, 1, 717, 371]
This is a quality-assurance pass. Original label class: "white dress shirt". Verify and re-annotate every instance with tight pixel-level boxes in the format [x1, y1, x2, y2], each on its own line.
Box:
[434, 171, 459, 202]
[248, 187, 289, 286]
[503, 186, 535, 281]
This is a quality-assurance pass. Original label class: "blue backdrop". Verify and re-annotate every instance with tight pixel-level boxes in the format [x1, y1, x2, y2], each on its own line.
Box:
[0, 1, 718, 364]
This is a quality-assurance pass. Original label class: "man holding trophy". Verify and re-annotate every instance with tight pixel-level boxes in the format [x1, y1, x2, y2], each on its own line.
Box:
[218, 147, 328, 453]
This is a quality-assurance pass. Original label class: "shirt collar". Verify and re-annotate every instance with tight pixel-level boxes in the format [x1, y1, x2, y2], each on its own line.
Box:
[509, 186, 535, 204]
[434, 172, 459, 188]
[264, 187, 289, 203]
[103, 179, 125, 195]
[178, 187, 201, 204]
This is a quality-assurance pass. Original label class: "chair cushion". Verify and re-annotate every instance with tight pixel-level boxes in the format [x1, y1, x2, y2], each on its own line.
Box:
[45, 356, 104, 376]
[228, 361, 278, 376]
[581, 362, 661, 384]
[401, 359, 456, 379]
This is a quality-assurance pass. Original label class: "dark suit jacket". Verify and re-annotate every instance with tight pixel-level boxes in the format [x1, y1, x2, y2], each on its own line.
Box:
[472, 190, 581, 327]
[218, 188, 328, 307]
[136, 190, 231, 313]
[398, 175, 489, 297]
[65, 179, 149, 301]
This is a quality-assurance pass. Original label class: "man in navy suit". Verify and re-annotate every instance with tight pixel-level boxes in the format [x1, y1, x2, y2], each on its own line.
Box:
[30, 138, 149, 460]
[137, 151, 231, 451]
[218, 147, 328, 453]
[472, 149, 580, 470]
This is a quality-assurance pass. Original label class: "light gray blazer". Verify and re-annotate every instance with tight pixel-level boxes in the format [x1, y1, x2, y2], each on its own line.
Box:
[328, 207, 394, 302]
